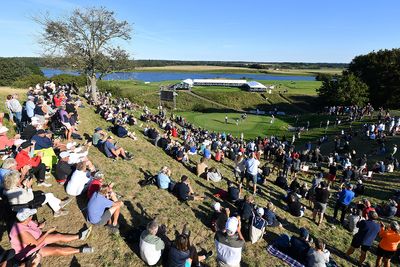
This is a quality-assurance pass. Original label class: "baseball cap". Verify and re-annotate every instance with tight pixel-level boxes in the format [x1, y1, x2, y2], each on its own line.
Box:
[16, 208, 37, 222]
[225, 217, 239, 235]
[214, 202, 221, 211]
[20, 141, 32, 149]
[59, 151, 70, 158]
[257, 207, 264, 216]
[36, 129, 46, 135]
[95, 127, 102, 132]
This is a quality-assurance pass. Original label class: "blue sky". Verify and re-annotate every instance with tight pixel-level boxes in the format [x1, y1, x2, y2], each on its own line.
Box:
[0, 0, 399, 62]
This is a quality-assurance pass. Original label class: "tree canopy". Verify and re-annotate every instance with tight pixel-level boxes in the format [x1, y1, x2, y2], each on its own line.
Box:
[348, 48, 400, 108]
[35, 6, 133, 100]
[317, 72, 369, 107]
[0, 58, 43, 86]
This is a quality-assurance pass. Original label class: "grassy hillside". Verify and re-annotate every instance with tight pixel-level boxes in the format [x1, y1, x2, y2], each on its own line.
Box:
[1, 87, 399, 267]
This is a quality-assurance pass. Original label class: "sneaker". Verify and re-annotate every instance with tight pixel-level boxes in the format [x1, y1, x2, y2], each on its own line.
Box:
[37, 182, 52, 187]
[81, 246, 94, 253]
[60, 198, 73, 209]
[54, 209, 69, 217]
[79, 226, 93, 241]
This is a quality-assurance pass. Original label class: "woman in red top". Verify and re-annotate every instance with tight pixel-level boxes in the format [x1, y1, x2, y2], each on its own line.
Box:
[376, 221, 400, 267]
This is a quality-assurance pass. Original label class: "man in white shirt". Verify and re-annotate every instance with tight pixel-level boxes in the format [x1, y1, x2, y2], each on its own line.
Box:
[66, 162, 91, 196]
[139, 220, 165, 266]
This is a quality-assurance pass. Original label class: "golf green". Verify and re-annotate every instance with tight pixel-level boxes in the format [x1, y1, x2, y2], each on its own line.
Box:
[176, 111, 291, 139]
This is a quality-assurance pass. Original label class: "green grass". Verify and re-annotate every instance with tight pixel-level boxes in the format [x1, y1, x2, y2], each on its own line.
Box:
[0, 87, 399, 267]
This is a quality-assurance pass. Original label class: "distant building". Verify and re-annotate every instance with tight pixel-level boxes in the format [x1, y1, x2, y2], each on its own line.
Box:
[172, 78, 268, 92]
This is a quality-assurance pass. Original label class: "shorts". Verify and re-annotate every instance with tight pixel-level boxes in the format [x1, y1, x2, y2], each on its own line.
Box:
[351, 239, 371, 252]
[246, 172, 258, 184]
[313, 202, 327, 213]
[376, 246, 396, 259]
[62, 122, 72, 130]
[328, 174, 336, 181]
[95, 209, 112, 226]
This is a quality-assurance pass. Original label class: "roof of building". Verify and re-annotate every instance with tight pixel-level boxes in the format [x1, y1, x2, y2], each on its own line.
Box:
[193, 79, 247, 84]
[246, 81, 267, 89]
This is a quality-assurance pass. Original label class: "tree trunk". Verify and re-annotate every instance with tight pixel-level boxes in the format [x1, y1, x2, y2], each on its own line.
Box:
[89, 75, 98, 102]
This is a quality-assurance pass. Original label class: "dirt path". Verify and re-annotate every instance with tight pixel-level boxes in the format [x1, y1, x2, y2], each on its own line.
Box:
[182, 90, 245, 112]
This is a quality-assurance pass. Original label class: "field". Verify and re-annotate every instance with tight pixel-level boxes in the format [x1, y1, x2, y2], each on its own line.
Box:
[134, 65, 343, 76]
[0, 87, 399, 267]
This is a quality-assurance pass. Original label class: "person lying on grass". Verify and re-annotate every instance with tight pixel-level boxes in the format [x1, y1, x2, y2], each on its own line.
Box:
[9, 208, 93, 262]
[87, 184, 123, 234]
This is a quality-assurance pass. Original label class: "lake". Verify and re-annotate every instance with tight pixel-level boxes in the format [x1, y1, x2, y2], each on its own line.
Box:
[41, 68, 315, 82]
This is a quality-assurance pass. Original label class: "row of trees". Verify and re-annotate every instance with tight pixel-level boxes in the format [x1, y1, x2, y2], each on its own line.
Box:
[317, 48, 400, 108]
[0, 58, 43, 86]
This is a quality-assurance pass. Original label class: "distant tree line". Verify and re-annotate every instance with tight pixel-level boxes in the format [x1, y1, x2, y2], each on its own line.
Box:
[317, 48, 400, 108]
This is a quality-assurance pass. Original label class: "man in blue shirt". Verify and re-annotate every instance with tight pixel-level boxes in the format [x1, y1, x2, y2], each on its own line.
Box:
[31, 129, 52, 150]
[245, 153, 260, 195]
[103, 136, 132, 160]
[346, 211, 380, 266]
[87, 185, 123, 233]
[333, 184, 355, 223]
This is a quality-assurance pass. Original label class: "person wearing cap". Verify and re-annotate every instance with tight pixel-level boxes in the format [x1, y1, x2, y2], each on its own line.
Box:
[54, 151, 72, 184]
[0, 125, 20, 150]
[211, 202, 229, 232]
[376, 221, 400, 267]
[25, 95, 36, 119]
[214, 216, 245, 267]
[288, 227, 312, 264]
[87, 184, 123, 233]
[249, 207, 267, 244]
[245, 152, 260, 195]
[15, 141, 51, 187]
[66, 161, 92, 196]
[103, 136, 132, 160]
[92, 127, 106, 147]
[3, 171, 70, 217]
[9, 208, 93, 261]
[312, 181, 330, 226]
[346, 210, 380, 266]
[333, 184, 355, 224]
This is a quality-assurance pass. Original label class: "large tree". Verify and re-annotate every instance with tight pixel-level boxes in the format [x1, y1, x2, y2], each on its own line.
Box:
[348, 48, 400, 108]
[317, 73, 369, 106]
[35, 7, 132, 100]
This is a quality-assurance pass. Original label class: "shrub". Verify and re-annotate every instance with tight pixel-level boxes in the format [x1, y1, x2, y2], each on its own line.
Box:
[51, 74, 87, 87]
[97, 80, 122, 97]
[11, 75, 47, 89]
[0, 58, 34, 86]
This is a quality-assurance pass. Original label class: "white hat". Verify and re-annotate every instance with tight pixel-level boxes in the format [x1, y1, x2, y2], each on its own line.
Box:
[66, 142, 77, 150]
[14, 139, 26, 147]
[31, 117, 40, 125]
[214, 202, 221, 211]
[225, 217, 239, 234]
[59, 151, 70, 158]
[16, 208, 37, 222]
[238, 152, 243, 156]
[257, 207, 264, 216]
[0, 126, 9, 134]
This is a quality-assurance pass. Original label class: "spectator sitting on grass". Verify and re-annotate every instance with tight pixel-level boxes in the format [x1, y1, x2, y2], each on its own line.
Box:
[211, 202, 229, 232]
[307, 238, 330, 267]
[196, 157, 208, 178]
[92, 127, 106, 148]
[288, 227, 312, 264]
[103, 136, 132, 160]
[87, 184, 124, 234]
[156, 166, 175, 191]
[66, 161, 92, 197]
[3, 171, 70, 218]
[112, 121, 137, 141]
[207, 167, 222, 183]
[140, 220, 165, 266]
[263, 202, 283, 228]
[9, 208, 93, 262]
[174, 175, 204, 201]
[54, 151, 73, 184]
